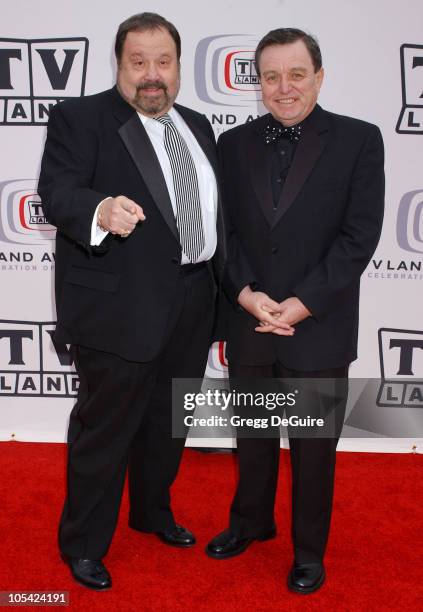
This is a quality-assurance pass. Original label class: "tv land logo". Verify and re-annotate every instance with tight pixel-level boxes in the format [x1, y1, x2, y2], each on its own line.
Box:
[0, 179, 55, 244]
[377, 328, 423, 407]
[397, 189, 423, 253]
[396, 44, 423, 134]
[194, 35, 260, 107]
[0, 37, 88, 125]
[0, 320, 78, 397]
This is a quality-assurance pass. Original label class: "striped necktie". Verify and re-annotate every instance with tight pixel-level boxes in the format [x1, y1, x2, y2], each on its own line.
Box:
[156, 113, 205, 263]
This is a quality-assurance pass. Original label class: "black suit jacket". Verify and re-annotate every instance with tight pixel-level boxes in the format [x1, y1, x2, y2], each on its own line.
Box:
[38, 86, 225, 362]
[220, 104, 385, 370]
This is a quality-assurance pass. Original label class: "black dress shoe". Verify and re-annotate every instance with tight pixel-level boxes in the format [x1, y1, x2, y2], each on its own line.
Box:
[61, 555, 111, 591]
[287, 562, 325, 594]
[205, 526, 276, 559]
[155, 524, 196, 547]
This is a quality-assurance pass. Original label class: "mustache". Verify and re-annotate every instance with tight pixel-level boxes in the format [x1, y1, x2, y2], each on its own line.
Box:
[136, 81, 167, 92]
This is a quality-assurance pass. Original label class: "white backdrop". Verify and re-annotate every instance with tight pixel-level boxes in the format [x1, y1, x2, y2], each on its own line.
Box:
[0, 0, 422, 452]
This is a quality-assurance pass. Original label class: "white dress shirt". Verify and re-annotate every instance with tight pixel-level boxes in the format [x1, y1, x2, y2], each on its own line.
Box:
[91, 107, 218, 264]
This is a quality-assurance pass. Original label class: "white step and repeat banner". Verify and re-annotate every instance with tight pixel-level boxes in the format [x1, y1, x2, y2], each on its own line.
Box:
[0, 0, 422, 451]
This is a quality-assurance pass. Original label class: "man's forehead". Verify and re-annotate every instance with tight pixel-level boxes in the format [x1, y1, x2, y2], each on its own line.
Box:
[122, 28, 176, 53]
[260, 41, 314, 69]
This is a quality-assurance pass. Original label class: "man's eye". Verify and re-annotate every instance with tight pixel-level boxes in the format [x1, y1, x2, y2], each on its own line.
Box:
[292, 73, 304, 80]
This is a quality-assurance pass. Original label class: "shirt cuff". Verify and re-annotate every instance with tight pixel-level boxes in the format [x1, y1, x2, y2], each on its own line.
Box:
[90, 197, 111, 246]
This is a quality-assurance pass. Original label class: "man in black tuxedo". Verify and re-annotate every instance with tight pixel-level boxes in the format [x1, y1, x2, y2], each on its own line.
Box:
[38, 13, 224, 590]
[206, 28, 384, 594]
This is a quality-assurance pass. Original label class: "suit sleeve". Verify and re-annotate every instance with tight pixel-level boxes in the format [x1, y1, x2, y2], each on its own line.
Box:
[37, 102, 109, 251]
[218, 133, 260, 306]
[293, 125, 385, 320]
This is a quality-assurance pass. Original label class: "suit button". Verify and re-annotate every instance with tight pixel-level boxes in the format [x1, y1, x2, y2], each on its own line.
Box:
[271, 247, 278, 254]
[171, 257, 179, 264]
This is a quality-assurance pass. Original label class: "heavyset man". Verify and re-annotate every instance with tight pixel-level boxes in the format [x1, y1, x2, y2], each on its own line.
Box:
[38, 13, 224, 590]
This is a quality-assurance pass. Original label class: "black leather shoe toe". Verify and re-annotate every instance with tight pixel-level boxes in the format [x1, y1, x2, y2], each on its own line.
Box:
[155, 524, 196, 547]
[62, 555, 111, 590]
[206, 526, 276, 559]
[287, 562, 325, 594]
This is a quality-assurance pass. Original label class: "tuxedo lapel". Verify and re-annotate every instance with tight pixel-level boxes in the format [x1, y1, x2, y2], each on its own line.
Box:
[250, 115, 275, 227]
[110, 87, 179, 241]
[273, 105, 329, 228]
[118, 115, 179, 242]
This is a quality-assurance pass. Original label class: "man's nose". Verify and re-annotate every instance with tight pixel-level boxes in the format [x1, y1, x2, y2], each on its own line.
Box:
[145, 62, 159, 80]
[278, 74, 291, 94]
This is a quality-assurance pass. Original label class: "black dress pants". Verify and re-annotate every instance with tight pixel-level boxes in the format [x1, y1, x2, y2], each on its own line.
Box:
[59, 266, 215, 559]
[228, 362, 349, 564]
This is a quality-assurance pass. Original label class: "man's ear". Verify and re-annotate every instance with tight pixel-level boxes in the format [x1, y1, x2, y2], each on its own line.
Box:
[316, 67, 324, 89]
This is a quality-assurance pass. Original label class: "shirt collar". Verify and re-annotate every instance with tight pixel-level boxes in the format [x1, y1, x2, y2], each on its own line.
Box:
[137, 106, 176, 126]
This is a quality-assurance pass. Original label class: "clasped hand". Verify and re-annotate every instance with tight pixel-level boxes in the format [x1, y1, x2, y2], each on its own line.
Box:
[237, 286, 311, 336]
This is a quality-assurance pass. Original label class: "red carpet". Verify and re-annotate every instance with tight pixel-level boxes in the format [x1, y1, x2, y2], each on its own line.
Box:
[0, 442, 421, 611]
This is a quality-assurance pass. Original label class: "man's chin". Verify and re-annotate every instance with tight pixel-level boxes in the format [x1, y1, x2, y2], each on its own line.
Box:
[134, 94, 170, 117]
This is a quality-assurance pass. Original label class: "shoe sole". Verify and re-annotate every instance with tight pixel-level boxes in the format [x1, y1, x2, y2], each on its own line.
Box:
[287, 570, 325, 595]
[130, 525, 196, 548]
[205, 531, 276, 560]
[71, 574, 112, 591]
[157, 539, 196, 548]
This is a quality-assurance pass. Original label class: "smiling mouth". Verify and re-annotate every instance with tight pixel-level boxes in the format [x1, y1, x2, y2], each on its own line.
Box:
[140, 88, 163, 95]
[137, 82, 166, 95]
[276, 98, 296, 105]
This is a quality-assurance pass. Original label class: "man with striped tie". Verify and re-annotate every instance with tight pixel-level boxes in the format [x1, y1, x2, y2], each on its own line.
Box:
[38, 12, 225, 590]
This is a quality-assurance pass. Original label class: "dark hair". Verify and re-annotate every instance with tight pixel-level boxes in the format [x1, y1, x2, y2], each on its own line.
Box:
[115, 12, 181, 63]
[255, 28, 322, 75]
